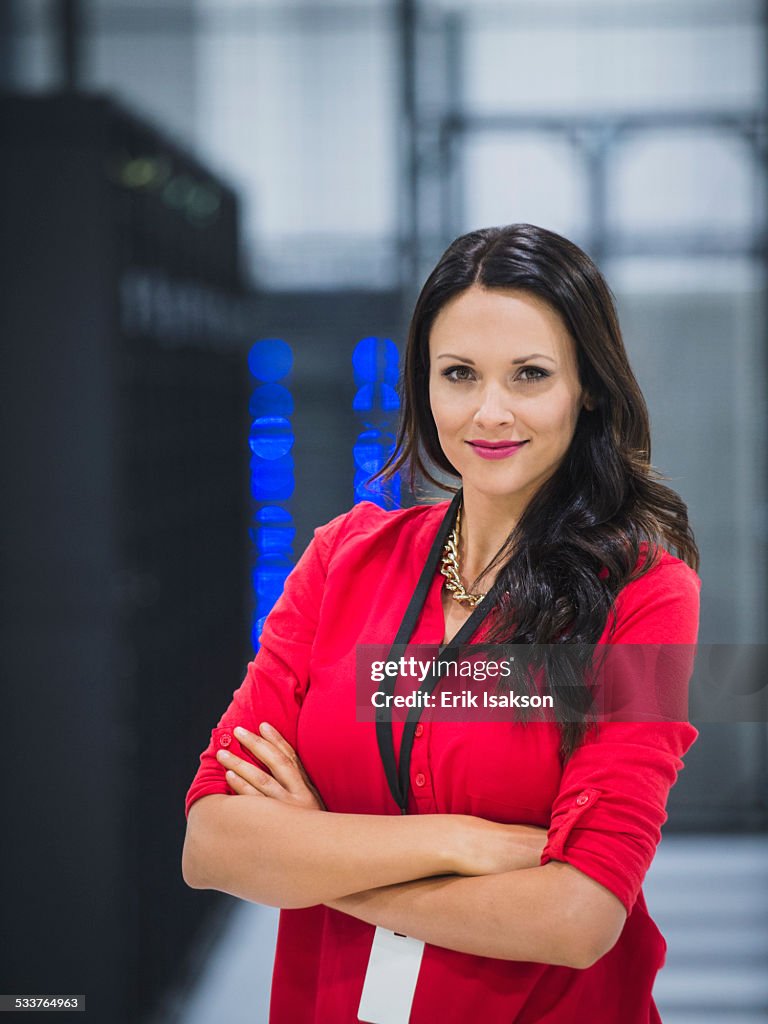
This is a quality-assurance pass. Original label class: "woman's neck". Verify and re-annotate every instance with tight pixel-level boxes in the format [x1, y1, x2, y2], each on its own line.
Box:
[458, 489, 521, 590]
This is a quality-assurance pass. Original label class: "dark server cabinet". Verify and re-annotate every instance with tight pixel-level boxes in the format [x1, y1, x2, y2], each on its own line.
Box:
[0, 95, 250, 1022]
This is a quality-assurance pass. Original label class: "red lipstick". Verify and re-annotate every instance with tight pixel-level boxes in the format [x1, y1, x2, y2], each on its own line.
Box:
[466, 440, 529, 461]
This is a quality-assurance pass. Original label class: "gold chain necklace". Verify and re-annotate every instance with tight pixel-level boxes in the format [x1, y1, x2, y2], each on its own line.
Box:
[440, 502, 486, 608]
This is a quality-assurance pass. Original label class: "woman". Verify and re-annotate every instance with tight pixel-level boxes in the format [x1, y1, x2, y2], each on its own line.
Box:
[182, 223, 701, 1022]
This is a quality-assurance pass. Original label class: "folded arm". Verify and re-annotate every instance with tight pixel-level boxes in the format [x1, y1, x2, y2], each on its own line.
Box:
[182, 724, 625, 968]
[183, 724, 545, 908]
[182, 793, 543, 910]
[326, 861, 626, 969]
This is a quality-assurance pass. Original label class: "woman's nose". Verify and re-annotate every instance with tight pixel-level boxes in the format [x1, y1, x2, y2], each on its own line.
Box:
[473, 384, 514, 427]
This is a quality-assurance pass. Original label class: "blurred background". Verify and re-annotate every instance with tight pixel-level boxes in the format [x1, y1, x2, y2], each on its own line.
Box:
[0, 0, 766, 1021]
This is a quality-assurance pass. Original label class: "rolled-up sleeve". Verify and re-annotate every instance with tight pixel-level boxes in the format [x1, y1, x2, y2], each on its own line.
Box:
[184, 509, 351, 819]
[539, 720, 698, 914]
[540, 554, 702, 914]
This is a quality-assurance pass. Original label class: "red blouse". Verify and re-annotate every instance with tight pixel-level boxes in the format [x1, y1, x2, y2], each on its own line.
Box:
[185, 499, 701, 1023]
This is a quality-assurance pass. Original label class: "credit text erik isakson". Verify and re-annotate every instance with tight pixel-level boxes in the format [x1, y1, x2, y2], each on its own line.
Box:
[370, 690, 554, 709]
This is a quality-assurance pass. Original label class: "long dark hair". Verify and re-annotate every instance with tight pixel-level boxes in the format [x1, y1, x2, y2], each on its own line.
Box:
[375, 223, 699, 761]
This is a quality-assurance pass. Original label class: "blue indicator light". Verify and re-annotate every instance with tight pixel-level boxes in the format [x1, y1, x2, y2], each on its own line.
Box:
[353, 429, 396, 474]
[352, 336, 399, 387]
[256, 505, 293, 524]
[352, 382, 400, 427]
[249, 383, 294, 418]
[354, 470, 401, 507]
[251, 505, 296, 555]
[248, 416, 294, 459]
[248, 339, 296, 651]
[249, 453, 295, 500]
[252, 615, 269, 651]
[247, 338, 293, 383]
[252, 557, 293, 605]
[352, 337, 402, 511]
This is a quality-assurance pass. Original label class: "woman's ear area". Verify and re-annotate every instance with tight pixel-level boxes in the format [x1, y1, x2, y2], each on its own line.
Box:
[581, 391, 597, 412]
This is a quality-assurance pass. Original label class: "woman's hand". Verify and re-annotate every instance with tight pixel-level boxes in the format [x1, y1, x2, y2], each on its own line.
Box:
[215, 722, 326, 810]
[214, 726, 544, 871]
[449, 817, 549, 876]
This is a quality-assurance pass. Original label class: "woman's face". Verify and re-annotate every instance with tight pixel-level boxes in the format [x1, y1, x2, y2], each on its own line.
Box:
[428, 285, 592, 510]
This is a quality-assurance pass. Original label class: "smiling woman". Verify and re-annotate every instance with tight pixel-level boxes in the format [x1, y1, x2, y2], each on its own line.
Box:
[428, 285, 595, 595]
[182, 223, 701, 1024]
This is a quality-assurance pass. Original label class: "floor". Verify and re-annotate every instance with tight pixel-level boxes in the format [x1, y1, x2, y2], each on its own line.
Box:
[168, 834, 768, 1023]
[643, 835, 768, 1023]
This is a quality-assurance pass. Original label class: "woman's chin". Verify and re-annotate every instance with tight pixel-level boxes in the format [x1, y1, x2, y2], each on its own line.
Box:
[460, 476, 529, 500]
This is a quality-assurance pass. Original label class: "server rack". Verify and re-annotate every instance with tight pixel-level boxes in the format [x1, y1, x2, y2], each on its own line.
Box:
[0, 94, 250, 1022]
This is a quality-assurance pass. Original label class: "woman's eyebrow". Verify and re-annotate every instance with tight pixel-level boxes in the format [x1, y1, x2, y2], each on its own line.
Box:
[436, 352, 557, 364]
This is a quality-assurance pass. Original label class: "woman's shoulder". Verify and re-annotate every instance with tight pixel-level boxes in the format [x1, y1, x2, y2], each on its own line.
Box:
[337, 497, 450, 531]
[598, 542, 700, 591]
[313, 497, 451, 562]
[604, 544, 702, 645]
[633, 544, 701, 597]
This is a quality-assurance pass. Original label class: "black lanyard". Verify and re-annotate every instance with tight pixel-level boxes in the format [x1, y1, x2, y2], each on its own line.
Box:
[374, 488, 499, 814]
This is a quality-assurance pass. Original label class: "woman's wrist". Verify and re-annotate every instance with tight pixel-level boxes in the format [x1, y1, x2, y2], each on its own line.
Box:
[449, 816, 548, 876]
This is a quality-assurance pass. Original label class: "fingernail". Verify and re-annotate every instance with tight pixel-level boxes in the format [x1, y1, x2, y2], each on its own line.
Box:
[217, 750, 231, 760]
[259, 722, 273, 735]
[234, 726, 247, 739]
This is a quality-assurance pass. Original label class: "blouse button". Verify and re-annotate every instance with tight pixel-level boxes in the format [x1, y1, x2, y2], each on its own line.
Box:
[414, 724, 424, 738]
[414, 773, 426, 788]
[219, 733, 232, 748]
[575, 792, 589, 806]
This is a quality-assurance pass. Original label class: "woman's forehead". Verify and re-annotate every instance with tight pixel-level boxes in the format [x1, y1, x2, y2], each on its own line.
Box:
[428, 286, 575, 362]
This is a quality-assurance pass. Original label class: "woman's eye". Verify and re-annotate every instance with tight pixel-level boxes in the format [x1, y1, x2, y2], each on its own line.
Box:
[440, 364, 549, 384]
[518, 366, 548, 383]
[442, 365, 474, 382]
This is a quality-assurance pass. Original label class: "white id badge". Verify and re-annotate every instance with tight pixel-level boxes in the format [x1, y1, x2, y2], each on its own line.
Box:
[357, 926, 426, 1024]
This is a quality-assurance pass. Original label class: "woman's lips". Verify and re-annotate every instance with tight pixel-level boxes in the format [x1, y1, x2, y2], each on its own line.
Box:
[466, 440, 529, 461]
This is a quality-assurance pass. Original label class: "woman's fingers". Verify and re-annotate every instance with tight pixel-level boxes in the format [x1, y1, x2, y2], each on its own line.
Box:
[223, 768, 262, 797]
[256, 721, 295, 757]
[229, 724, 326, 810]
[215, 746, 284, 799]
[257, 723, 322, 793]
[233, 725, 306, 796]
[256, 725, 326, 808]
